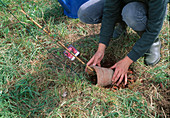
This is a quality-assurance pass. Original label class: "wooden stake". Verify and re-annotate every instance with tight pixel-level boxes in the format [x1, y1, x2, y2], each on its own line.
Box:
[21, 10, 94, 72]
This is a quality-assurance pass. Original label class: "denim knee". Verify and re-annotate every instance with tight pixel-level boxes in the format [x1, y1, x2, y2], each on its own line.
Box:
[122, 2, 147, 31]
[78, 5, 96, 24]
[78, 0, 104, 24]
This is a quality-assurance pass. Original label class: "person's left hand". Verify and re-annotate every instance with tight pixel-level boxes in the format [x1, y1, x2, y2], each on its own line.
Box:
[110, 56, 133, 86]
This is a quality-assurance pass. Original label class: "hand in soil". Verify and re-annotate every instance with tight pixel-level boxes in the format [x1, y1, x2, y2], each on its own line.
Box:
[85, 43, 106, 72]
[110, 56, 133, 86]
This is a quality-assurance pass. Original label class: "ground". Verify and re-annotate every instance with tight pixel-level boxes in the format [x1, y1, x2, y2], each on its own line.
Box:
[0, 0, 169, 117]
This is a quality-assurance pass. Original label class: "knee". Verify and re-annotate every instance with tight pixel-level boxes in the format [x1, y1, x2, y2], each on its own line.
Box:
[78, 1, 103, 24]
[78, 5, 90, 23]
[121, 2, 147, 31]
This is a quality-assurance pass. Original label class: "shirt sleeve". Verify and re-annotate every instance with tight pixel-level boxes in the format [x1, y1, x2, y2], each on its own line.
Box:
[127, 0, 168, 62]
[99, 0, 122, 46]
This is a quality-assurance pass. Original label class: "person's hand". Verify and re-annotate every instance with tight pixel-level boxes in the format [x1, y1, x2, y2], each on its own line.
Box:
[110, 56, 133, 86]
[85, 43, 106, 72]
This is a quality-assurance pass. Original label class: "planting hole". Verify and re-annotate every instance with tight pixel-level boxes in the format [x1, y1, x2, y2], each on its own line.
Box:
[89, 74, 97, 85]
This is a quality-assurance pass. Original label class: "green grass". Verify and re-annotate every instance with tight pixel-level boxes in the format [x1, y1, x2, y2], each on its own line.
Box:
[0, 0, 169, 117]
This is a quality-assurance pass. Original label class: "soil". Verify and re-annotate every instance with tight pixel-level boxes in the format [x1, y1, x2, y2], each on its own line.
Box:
[88, 74, 97, 85]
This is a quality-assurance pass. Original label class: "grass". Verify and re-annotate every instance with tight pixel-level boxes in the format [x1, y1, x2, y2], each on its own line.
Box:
[0, 0, 169, 117]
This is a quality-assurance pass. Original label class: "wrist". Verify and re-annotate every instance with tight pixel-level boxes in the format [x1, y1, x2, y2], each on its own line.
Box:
[124, 56, 133, 65]
[98, 43, 106, 52]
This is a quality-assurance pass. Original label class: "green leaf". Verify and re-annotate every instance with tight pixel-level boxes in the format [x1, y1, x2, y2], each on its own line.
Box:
[4, 27, 9, 35]
[57, 51, 60, 56]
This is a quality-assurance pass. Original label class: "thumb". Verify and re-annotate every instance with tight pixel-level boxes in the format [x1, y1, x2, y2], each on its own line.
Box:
[93, 57, 99, 66]
[110, 64, 117, 69]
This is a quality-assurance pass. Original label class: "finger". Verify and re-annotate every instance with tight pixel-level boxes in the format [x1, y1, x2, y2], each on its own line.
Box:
[98, 63, 101, 67]
[112, 69, 118, 83]
[124, 74, 128, 85]
[93, 57, 100, 66]
[114, 72, 121, 84]
[85, 64, 91, 72]
[117, 74, 124, 86]
[85, 57, 95, 72]
[86, 56, 95, 66]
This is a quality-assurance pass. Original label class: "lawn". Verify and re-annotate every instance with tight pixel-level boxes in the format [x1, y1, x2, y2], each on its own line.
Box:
[0, 0, 169, 117]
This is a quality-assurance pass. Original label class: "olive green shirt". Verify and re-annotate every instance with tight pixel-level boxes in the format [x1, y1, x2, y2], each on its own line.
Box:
[99, 0, 168, 61]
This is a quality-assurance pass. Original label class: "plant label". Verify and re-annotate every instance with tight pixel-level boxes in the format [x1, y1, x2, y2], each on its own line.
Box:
[64, 45, 80, 61]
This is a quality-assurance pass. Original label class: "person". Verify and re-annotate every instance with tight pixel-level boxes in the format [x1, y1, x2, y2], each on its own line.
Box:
[78, 0, 168, 86]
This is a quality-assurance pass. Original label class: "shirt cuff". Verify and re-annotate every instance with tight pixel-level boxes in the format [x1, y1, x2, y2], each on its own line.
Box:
[99, 35, 111, 47]
[127, 49, 142, 62]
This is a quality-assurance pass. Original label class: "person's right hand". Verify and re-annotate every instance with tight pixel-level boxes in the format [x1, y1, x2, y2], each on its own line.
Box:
[85, 43, 106, 72]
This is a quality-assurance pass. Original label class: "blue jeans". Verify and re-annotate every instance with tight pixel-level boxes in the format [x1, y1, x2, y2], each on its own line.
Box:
[78, 0, 147, 32]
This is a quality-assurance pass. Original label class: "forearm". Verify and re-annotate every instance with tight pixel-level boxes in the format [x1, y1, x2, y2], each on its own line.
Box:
[99, 0, 122, 47]
[127, 0, 167, 62]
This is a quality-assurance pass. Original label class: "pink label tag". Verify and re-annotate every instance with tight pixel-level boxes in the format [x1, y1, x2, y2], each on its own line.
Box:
[64, 45, 80, 61]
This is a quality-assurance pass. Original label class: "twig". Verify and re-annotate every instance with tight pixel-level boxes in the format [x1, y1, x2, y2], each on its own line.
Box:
[20, 10, 94, 72]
